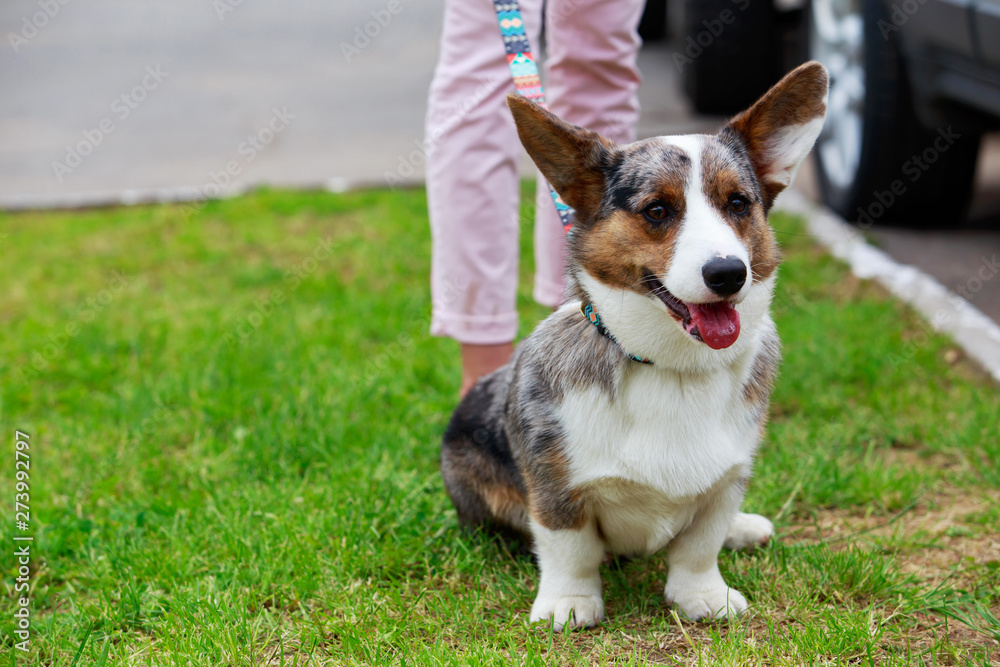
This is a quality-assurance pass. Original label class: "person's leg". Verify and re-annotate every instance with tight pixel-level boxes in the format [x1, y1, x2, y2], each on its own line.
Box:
[426, 0, 544, 396]
[532, 0, 645, 307]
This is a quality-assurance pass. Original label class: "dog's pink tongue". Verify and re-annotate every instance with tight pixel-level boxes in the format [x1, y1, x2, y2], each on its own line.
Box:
[687, 301, 740, 350]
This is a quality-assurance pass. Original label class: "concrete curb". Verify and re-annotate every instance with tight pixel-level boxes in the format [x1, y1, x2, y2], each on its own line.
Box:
[777, 189, 1000, 386]
[0, 186, 249, 211]
[0, 178, 421, 212]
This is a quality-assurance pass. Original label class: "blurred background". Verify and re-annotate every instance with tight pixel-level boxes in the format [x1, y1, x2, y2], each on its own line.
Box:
[2, 0, 999, 322]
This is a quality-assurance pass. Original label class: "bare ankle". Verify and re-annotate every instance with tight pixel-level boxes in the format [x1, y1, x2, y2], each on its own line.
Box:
[459, 342, 514, 398]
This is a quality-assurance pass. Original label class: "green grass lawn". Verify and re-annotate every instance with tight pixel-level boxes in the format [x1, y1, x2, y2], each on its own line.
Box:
[1, 187, 999, 666]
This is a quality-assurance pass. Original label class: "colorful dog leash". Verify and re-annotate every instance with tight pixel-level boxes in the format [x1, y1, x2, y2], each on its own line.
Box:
[492, 0, 575, 234]
[493, 2, 655, 364]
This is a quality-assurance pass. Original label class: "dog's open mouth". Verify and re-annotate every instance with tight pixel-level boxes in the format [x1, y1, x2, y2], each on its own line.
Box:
[643, 271, 741, 350]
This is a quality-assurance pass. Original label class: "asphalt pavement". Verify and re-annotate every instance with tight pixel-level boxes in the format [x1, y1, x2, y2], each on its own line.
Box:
[2, 0, 998, 325]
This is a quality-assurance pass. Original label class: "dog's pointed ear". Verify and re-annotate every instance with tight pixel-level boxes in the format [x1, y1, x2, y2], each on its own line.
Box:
[724, 61, 829, 211]
[507, 93, 615, 223]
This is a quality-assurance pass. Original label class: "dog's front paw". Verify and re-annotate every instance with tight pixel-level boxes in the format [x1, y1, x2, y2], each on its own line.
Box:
[530, 594, 605, 631]
[665, 584, 748, 621]
[723, 512, 774, 551]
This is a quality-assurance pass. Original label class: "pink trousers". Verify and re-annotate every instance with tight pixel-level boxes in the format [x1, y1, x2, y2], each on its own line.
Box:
[426, 0, 645, 344]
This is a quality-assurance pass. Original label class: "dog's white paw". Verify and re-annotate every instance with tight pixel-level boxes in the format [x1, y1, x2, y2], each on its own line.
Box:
[530, 594, 605, 631]
[723, 512, 774, 551]
[665, 584, 748, 621]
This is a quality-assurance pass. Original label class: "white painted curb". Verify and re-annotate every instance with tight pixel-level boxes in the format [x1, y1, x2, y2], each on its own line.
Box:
[777, 189, 1000, 386]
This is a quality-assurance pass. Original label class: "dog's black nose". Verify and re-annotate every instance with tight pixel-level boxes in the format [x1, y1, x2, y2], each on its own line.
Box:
[702, 256, 747, 297]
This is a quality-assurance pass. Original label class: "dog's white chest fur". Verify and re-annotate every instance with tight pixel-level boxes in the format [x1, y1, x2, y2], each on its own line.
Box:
[557, 362, 759, 555]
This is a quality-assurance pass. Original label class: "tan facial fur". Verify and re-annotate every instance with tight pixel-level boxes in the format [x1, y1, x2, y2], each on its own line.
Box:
[699, 138, 781, 284]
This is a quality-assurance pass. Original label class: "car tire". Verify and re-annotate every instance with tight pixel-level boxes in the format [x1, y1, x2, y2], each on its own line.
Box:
[639, 0, 669, 43]
[809, 0, 980, 228]
[682, 0, 780, 115]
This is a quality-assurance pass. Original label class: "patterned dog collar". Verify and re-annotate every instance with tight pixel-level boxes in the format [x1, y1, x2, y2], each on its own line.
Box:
[581, 302, 653, 365]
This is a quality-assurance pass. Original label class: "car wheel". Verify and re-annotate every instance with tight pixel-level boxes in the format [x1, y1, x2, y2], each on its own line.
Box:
[682, 0, 780, 115]
[639, 0, 668, 43]
[809, 0, 980, 228]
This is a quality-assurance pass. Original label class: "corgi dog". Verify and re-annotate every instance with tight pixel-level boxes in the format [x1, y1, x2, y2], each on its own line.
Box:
[441, 62, 828, 630]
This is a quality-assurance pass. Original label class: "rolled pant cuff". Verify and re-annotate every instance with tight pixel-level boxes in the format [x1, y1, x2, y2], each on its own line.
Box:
[430, 309, 519, 345]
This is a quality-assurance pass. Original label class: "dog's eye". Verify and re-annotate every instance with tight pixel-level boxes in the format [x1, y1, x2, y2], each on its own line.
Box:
[729, 195, 749, 215]
[642, 202, 671, 223]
